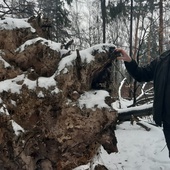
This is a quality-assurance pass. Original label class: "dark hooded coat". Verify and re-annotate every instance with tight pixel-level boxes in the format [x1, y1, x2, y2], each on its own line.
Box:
[124, 50, 170, 126]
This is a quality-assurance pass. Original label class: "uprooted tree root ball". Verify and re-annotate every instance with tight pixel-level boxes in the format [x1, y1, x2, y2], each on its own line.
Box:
[0, 16, 118, 170]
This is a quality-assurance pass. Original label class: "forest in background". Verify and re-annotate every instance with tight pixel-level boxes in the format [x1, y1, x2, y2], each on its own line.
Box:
[0, 0, 169, 105]
[0, 0, 169, 56]
[0, 2, 168, 169]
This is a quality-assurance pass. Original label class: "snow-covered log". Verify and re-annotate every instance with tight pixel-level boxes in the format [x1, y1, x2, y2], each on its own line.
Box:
[118, 106, 153, 122]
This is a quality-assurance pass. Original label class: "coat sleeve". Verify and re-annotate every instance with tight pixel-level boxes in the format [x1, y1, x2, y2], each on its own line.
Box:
[124, 59, 156, 82]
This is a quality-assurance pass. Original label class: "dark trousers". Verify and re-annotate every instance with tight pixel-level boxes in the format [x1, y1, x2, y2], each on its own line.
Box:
[163, 121, 170, 157]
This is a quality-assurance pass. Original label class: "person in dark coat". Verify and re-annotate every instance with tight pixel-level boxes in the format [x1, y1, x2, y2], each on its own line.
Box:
[115, 48, 170, 157]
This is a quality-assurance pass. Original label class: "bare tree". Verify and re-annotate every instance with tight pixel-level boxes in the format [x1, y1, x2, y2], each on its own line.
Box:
[0, 0, 36, 18]
[101, 0, 106, 43]
[159, 0, 163, 54]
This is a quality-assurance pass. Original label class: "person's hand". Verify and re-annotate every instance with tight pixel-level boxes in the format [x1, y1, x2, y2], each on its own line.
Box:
[115, 48, 132, 62]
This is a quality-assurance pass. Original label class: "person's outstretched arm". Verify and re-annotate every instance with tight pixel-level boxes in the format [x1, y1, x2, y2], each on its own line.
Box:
[114, 48, 155, 82]
[115, 48, 132, 63]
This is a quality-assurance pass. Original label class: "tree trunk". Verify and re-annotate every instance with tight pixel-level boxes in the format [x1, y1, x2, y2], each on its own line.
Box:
[101, 0, 106, 43]
[118, 107, 153, 122]
[159, 0, 163, 54]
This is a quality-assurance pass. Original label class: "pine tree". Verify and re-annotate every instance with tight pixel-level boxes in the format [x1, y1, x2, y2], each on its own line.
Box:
[37, 0, 73, 42]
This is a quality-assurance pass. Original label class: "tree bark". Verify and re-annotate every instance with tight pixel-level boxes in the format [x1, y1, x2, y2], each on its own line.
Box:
[159, 0, 163, 54]
[101, 0, 106, 43]
[118, 107, 153, 122]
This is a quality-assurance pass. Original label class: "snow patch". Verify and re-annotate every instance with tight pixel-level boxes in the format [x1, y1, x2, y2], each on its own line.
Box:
[0, 17, 35, 32]
[11, 120, 24, 136]
[78, 90, 110, 110]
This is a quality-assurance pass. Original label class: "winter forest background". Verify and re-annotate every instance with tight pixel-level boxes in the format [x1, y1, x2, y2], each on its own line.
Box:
[1, 0, 169, 54]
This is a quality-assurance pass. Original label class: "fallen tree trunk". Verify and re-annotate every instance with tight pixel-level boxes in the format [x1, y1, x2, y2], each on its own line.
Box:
[117, 106, 153, 122]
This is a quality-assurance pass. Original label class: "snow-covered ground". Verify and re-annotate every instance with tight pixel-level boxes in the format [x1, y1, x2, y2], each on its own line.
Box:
[74, 121, 170, 170]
